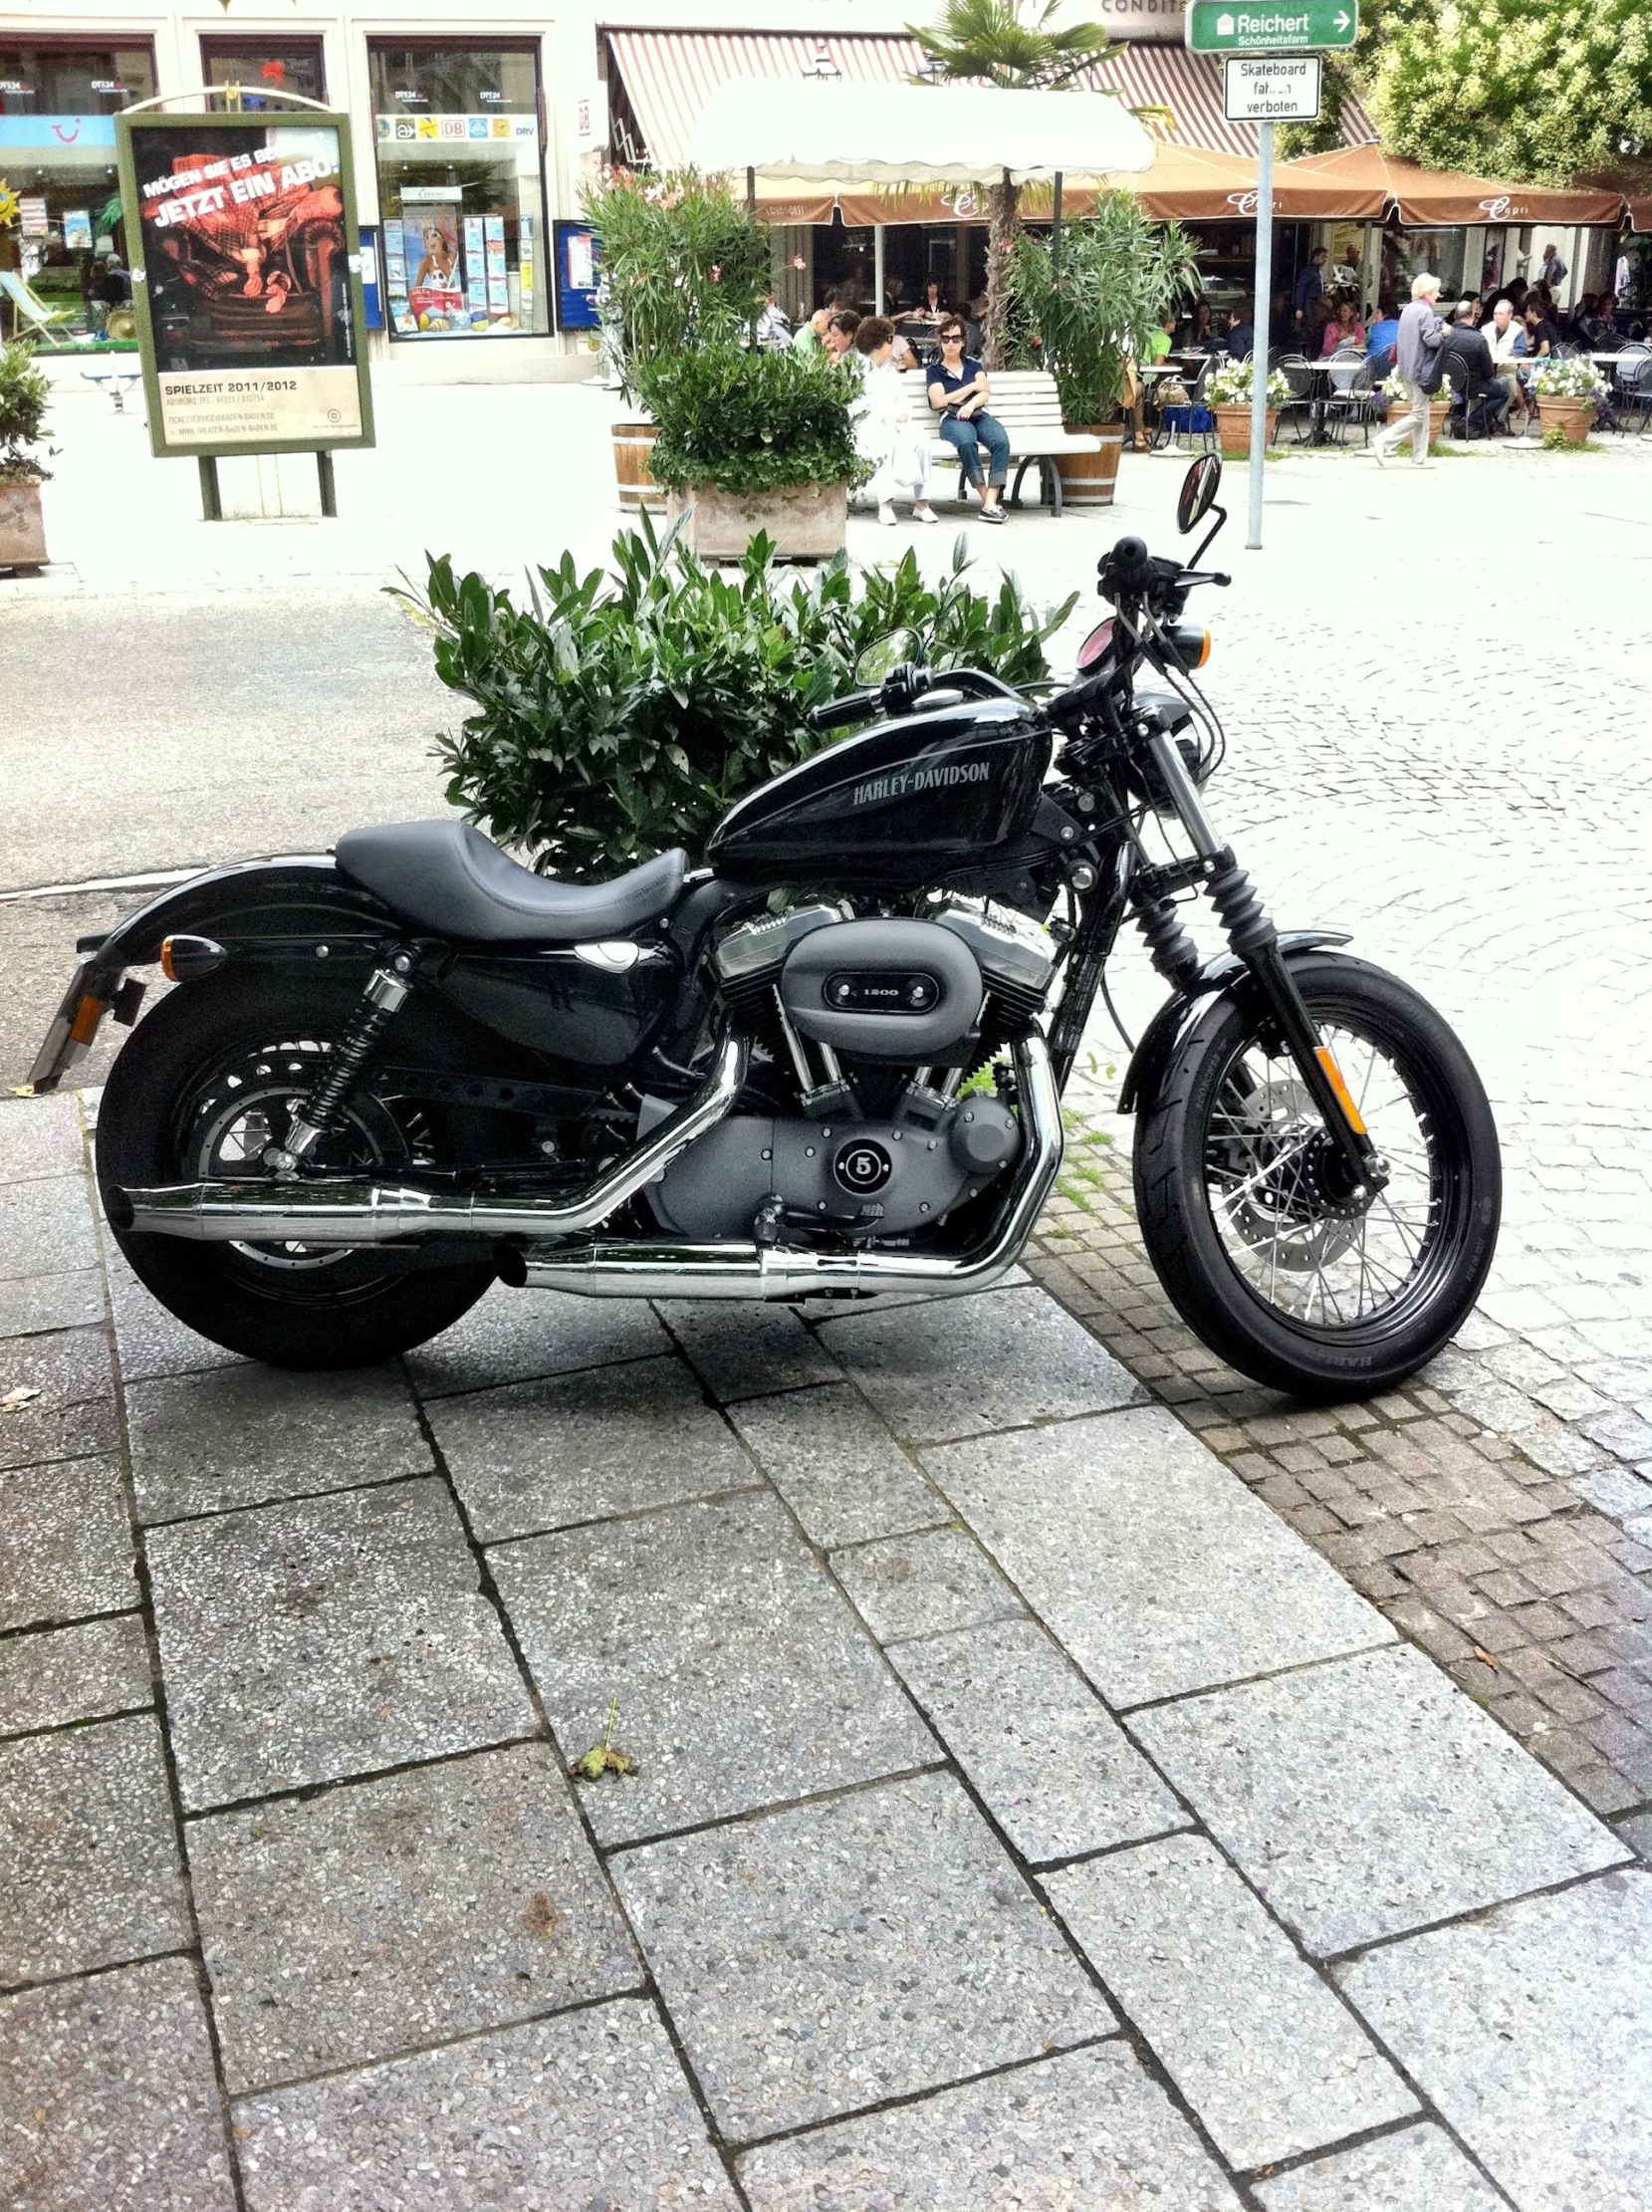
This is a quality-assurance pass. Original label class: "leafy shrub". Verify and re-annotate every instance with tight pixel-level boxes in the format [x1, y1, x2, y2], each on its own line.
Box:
[579, 167, 770, 394]
[395, 515, 1076, 878]
[0, 342, 53, 485]
[637, 344, 869, 497]
[1003, 196, 1201, 426]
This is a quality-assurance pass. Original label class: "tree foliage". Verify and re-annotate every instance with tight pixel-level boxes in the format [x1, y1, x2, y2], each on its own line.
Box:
[578, 167, 771, 395]
[1367, 0, 1652, 186]
[1003, 196, 1201, 424]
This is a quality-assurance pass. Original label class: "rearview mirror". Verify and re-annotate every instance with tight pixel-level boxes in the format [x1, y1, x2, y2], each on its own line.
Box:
[854, 629, 921, 686]
[1177, 454, 1223, 535]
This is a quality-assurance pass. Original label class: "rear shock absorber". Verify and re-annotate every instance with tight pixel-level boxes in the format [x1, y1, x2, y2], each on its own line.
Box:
[264, 946, 420, 1176]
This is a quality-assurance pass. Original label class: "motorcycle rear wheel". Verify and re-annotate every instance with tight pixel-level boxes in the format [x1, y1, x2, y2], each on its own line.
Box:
[97, 973, 494, 1370]
[1133, 953, 1500, 1400]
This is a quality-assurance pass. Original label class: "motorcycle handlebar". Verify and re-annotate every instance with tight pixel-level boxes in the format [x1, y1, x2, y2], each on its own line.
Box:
[806, 691, 880, 733]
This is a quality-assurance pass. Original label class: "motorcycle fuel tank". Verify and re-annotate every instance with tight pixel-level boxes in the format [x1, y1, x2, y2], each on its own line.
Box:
[707, 697, 1050, 882]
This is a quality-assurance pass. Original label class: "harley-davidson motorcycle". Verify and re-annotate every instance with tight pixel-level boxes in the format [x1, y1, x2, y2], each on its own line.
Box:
[33, 459, 1499, 1398]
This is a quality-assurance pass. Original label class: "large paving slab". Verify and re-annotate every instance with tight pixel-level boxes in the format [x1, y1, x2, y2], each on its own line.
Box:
[0, 1453, 134, 1631]
[0, 1714, 189, 1985]
[1047, 1834, 1415, 2170]
[427, 1352, 758, 1540]
[1134, 1643, 1631, 1955]
[144, 1478, 535, 1809]
[831, 1525, 1027, 1643]
[611, 1769, 1113, 2141]
[0, 1092, 85, 1182]
[236, 1998, 739, 2211]
[125, 1360, 430, 1524]
[0, 1323, 116, 1475]
[106, 1255, 243, 1383]
[728, 1380, 948, 1549]
[736, 2040, 1241, 2211]
[403, 1284, 669, 1397]
[191, 1741, 637, 2089]
[923, 1407, 1392, 1707]
[0, 1612, 151, 1738]
[0, 1174, 100, 1282]
[1336, 1869, 1652, 2212]
[0, 1955, 236, 2212]
[1253, 2123, 1506, 2212]
[818, 1283, 1144, 1441]
[656, 1298, 843, 1402]
[491, 1490, 936, 1845]
[888, 1616, 1188, 1864]
[0, 1266, 105, 1342]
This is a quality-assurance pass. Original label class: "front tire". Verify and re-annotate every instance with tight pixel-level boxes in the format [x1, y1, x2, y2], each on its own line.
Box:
[1133, 953, 1500, 1400]
[97, 973, 494, 1369]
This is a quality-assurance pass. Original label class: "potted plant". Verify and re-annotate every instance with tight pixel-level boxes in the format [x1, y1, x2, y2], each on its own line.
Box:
[397, 519, 1074, 876]
[1206, 358, 1292, 455]
[637, 344, 869, 561]
[0, 341, 53, 572]
[1004, 195, 1200, 505]
[579, 167, 772, 509]
[1530, 356, 1608, 446]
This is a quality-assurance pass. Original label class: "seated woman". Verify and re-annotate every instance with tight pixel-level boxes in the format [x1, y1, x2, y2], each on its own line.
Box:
[1320, 299, 1368, 356]
[1188, 301, 1217, 354]
[927, 319, 1011, 523]
[919, 278, 947, 321]
[851, 318, 939, 527]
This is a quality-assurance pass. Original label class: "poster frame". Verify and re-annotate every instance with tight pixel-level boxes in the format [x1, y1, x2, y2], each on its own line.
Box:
[116, 104, 375, 461]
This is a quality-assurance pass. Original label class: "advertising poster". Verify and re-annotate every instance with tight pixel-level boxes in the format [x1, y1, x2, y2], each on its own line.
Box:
[63, 209, 94, 253]
[404, 205, 463, 331]
[118, 111, 373, 456]
[462, 213, 488, 325]
[520, 214, 536, 327]
[484, 213, 509, 320]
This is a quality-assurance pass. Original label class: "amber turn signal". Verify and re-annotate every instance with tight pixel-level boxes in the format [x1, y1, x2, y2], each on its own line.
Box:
[159, 934, 228, 984]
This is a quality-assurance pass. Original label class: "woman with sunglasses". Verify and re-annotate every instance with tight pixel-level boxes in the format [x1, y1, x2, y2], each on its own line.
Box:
[927, 319, 1011, 523]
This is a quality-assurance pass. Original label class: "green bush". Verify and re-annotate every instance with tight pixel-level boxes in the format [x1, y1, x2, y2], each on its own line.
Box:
[579, 167, 770, 394]
[637, 344, 868, 497]
[395, 515, 1076, 878]
[0, 342, 53, 484]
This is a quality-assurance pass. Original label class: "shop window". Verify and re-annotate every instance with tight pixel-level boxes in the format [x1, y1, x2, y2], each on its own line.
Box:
[0, 42, 154, 345]
[200, 40, 327, 115]
[367, 43, 548, 340]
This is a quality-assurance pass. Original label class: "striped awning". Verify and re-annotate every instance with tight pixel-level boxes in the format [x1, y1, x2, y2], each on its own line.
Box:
[603, 29, 1375, 176]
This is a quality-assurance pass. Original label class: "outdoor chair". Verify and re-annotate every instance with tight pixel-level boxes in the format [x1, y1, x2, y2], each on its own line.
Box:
[1602, 347, 1652, 436]
[1158, 357, 1218, 456]
[1322, 354, 1381, 446]
[0, 271, 89, 346]
[1269, 357, 1316, 446]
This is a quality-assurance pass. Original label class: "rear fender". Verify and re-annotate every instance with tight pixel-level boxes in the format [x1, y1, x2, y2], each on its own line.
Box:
[1115, 931, 1351, 1116]
[28, 859, 399, 1094]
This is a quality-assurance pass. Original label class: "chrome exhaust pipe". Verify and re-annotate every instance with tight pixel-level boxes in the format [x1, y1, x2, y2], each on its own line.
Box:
[115, 1037, 750, 1246]
[497, 1036, 1062, 1302]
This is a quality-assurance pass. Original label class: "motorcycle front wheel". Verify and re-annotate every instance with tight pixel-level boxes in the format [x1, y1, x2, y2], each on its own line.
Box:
[1133, 953, 1500, 1400]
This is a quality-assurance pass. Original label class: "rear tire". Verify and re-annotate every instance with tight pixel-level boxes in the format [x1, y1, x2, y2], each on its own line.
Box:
[1132, 953, 1500, 1400]
[97, 973, 493, 1369]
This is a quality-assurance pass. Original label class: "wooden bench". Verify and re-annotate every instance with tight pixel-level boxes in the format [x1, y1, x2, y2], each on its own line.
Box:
[922, 369, 1099, 516]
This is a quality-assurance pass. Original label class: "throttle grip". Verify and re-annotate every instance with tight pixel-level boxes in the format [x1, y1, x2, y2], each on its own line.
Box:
[806, 691, 878, 733]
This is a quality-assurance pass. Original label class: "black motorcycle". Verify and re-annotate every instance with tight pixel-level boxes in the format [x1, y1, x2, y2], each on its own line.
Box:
[33, 459, 1499, 1398]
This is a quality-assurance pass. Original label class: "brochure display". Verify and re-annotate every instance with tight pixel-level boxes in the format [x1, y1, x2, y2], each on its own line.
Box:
[117, 106, 373, 460]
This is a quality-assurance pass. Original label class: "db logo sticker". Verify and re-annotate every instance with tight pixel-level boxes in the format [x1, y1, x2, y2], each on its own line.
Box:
[834, 1139, 892, 1195]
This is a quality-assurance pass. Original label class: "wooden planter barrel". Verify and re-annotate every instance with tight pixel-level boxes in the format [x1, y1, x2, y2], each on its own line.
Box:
[612, 419, 666, 512]
[1213, 405, 1278, 457]
[1055, 426, 1124, 508]
[0, 481, 47, 572]
[665, 482, 847, 562]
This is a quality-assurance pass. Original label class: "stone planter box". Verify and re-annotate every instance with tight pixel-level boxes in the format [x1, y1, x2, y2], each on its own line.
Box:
[1213, 405, 1277, 457]
[1535, 398, 1595, 447]
[665, 481, 848, 562]
[0, 479, 47, 571]
[1056, 426, 1124, 508]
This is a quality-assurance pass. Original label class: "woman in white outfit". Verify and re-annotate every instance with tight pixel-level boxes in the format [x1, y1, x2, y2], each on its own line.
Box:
[851, 317, 938, 527]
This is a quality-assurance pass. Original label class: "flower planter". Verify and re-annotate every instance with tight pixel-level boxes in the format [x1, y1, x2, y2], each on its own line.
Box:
[1056, 426, 1124, 509]
[0, 480, 47, 571]
[1535, 398, 1595, 446]
[1213, 405, 1277, 457]
[665, 481, 848, 562]
[612, 418, 666, 512]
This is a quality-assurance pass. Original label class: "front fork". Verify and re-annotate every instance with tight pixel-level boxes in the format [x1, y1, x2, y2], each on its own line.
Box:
[1142, 729, 1387, 1197]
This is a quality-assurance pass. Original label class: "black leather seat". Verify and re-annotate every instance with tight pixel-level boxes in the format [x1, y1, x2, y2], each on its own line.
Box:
[335, 821, 688, 945]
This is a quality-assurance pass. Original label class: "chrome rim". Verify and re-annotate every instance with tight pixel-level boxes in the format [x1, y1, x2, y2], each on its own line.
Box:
[1202, 1021, 1441, 1330]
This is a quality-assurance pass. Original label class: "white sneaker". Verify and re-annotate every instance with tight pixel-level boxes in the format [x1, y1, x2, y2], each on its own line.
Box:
[878, 502, 897, 527]
[914, 504, 939, 525]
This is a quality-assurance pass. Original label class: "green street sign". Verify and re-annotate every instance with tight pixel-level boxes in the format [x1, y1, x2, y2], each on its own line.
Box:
[1186, 2, 1358, 53]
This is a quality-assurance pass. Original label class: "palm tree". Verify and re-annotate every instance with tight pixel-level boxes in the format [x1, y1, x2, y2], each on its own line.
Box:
[909, 0, 1113, 367]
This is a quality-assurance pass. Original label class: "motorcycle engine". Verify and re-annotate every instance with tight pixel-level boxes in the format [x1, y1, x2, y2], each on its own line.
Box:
[643, 898, 1057, 1242]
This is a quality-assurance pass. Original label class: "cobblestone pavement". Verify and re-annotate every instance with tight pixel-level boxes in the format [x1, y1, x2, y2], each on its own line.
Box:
[2, 1090, 1649, 2210]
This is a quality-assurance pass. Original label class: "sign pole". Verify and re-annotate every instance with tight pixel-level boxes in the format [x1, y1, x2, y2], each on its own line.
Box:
[1247, 119, 1275, 552]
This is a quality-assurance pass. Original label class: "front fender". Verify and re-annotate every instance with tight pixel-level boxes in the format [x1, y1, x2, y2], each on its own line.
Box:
[1115, 930, 1351, 1116]
[28, 858, 398, 1094]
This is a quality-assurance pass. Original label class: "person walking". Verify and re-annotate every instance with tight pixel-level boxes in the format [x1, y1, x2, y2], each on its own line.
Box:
[1371, 273, 1445, 467]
